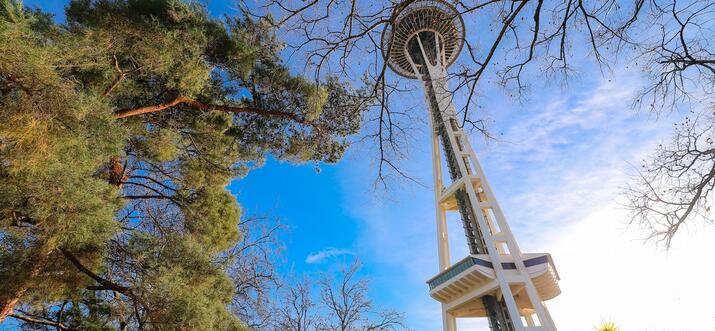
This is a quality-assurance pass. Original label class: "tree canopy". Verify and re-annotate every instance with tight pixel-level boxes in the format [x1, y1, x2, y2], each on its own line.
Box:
[0, 0, 365, 328]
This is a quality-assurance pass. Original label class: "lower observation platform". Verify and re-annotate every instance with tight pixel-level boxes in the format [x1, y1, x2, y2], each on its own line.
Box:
[427, 254, 560, 318]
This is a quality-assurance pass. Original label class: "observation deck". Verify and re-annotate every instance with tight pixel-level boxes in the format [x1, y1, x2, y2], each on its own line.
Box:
[381, 0, 465, 79]
[427, 253, 560, 318]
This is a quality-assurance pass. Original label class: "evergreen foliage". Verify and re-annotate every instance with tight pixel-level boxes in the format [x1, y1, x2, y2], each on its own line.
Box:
[0, 0, 364, 328]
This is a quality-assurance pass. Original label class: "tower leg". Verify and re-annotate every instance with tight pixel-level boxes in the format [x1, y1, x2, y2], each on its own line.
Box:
[442, 306, 456, 331]
[524, 312, 535, 327]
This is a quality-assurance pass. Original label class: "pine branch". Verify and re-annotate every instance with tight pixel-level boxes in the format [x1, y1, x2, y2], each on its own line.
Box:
[60, 249, 130, 294]
[114, 96, 319, 128]
[9, 312, 81, 331]
[101, 55, 127, 98]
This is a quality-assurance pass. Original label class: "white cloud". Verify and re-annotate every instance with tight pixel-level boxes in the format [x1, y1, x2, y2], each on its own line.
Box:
[305, 248, 354, 264]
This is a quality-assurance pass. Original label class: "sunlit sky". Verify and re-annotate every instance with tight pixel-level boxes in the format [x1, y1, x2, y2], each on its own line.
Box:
[19, 1, 715, 330]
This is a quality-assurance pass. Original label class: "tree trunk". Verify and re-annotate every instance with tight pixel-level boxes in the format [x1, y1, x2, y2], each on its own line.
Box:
[0, 243, 51, 324]
[108, 156, 127, 187]
[0, 297, 22, 323]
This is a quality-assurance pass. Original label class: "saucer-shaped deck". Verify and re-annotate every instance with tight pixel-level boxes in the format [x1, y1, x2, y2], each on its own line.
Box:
[427, 253, 560, 317]
[381, 0, 465, 79]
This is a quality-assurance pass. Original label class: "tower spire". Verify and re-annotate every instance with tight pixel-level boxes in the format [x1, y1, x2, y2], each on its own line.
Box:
[381, 2, 561, 330]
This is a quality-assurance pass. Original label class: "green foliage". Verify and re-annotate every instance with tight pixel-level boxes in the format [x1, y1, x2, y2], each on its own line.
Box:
[0, 0, 365, 329]
[1, 4, 125, 308]
[0, 0, 23, 23]
[123, 234, 247, 330]
[305, 85, 329, 121]
[184, 185, 242, 253]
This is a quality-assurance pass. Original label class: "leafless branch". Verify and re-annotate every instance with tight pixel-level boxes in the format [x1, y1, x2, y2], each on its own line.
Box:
[626, 111, 715, 248]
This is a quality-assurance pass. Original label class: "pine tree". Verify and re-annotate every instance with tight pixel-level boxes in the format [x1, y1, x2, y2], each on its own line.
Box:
[0, 0, 364, 328]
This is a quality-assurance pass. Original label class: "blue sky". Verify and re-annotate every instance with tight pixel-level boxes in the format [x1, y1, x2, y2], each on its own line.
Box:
[16, 1, 715, 330]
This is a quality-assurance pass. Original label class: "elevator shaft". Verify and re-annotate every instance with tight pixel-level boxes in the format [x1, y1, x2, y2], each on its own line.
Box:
[419, 49, 514, 330]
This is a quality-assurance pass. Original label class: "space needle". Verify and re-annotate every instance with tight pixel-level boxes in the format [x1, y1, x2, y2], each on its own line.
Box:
[381, 1, 561, 330]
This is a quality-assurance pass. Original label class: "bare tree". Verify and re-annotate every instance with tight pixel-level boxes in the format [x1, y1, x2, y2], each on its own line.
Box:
[626, 112, 715, 248]
[269, 260, 406, 331]
[634, 1, 715, 112]
[275, 277, 320, 331]
[623, 1, 715, 247]
[227, 216, 285, 330]
[316, 260, 405, 331]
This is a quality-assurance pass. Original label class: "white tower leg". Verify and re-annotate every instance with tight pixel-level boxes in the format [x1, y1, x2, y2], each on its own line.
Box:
[408, 33, 560, 331]
[443, 307, 457, 331]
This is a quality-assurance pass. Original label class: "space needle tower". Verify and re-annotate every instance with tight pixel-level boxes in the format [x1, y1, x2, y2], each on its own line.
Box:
[381, 1, 561, 330]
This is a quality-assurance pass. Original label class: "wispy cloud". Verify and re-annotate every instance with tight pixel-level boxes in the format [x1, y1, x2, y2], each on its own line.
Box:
[486, 74, 641, 165]
[475, 74, 667, 246]
[305, 248, 353, 264]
